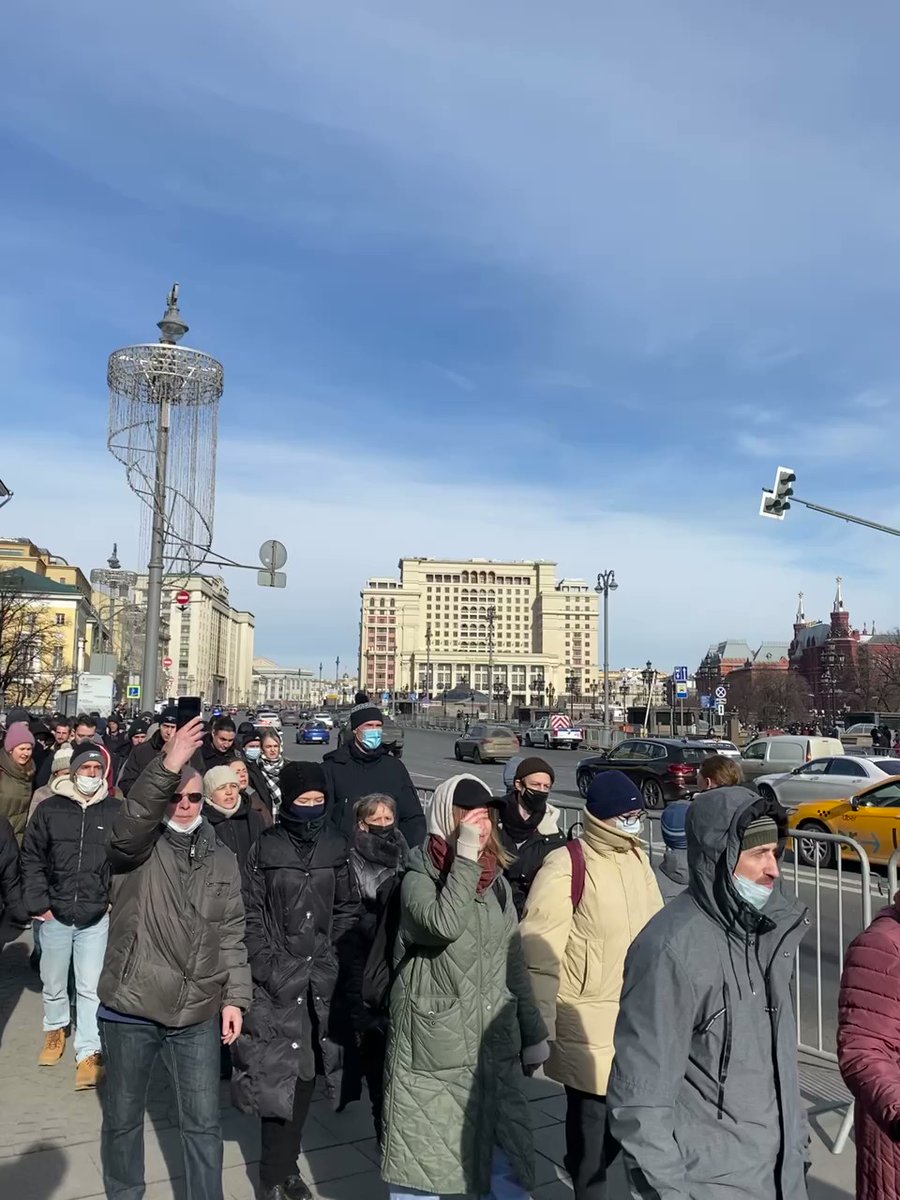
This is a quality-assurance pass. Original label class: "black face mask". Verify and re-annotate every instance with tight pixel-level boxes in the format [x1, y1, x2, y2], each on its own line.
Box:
[365, 824, 395, 839]
[518, 787, 550, 816]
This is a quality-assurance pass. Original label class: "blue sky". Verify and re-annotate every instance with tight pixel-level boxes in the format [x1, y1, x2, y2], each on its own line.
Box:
[3, 2, 900, 672]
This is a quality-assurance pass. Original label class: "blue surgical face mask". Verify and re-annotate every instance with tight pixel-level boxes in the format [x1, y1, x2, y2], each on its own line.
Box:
[614, 815, 643, 837]
[733, 873, 773, 911]
[244, 747, 261, 761]
[361, 728, 383, 751]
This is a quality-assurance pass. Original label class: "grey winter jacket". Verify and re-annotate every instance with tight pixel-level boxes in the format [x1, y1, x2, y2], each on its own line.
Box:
[99, 756, 252, 1026]
[608, 787, 810, 1200]
[653, 848, 689, 903]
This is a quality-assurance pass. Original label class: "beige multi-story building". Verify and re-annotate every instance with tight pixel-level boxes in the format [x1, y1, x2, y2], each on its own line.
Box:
[358, 558, 599, 708]
[252, 658, 317, 708]
[132, 574, 255, 706]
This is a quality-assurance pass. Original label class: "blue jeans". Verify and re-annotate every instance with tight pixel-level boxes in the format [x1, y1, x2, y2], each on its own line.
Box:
[389, 1148, 530, 1200]
[99, 1017, 223, 1200]
[39, 914, 108, 1062]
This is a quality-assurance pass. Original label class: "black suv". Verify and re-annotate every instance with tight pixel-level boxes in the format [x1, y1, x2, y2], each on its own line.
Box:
[576, 738, 722, 809]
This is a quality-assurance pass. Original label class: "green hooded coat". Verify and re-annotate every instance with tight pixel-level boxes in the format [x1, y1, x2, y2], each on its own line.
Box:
[381, 776, 546, 1196]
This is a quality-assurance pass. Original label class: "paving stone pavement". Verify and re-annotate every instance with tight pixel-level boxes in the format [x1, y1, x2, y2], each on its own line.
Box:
[0, 931, 856, 1199]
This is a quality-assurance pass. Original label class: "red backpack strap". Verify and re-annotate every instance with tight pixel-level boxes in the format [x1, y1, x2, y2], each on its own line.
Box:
[566, 838, 586, 911]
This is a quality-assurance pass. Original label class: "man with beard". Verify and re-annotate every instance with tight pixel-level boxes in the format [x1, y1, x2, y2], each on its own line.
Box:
[498, 757, 566, 919]
[322, 703, 424, 847]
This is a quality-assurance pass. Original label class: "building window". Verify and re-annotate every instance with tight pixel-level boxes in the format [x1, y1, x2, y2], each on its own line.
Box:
[55, 613, 65, 626]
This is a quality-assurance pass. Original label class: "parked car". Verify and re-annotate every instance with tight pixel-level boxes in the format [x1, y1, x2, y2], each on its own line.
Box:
[755, 755, 900, 808]
[789, 775, 900, 868]
[297, 720, 330, 745]
[739, 735, 844, 783]
[454, 723, 520, 764]
[523, 717, 582, 750]
[576, 738, 726, 809]
[255, 711, 283, 734]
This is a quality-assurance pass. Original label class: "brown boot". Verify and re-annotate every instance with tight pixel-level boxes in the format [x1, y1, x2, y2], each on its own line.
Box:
[38, 1027, 69, 1066]
[74, 1052, 104, 1091]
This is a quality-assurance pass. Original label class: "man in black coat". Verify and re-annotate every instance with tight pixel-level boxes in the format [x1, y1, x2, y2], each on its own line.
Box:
[200, 716, 237, 771]
[0, 815, 27, 941]
[33, 718, 73, 793]
[498, 756, 567, 918]
[321, 704, 425, 847]
[117, 707, 178, 796]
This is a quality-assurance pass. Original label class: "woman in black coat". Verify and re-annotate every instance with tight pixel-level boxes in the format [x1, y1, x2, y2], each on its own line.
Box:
[231, 762, 359, 1200]
[202, 765, 267, 884]
[343, 793, 408, 1144]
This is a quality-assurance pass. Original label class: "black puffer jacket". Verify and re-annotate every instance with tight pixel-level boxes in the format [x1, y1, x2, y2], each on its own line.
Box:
[201, 735, 236, 772]
[21, 783, 121, 927]
[0, 816, 27, 929]
[498, 798, 567, 919]
[117, 730, 204, 797]
[204, 796, 267, 885]
[322, 741, 425, 847]
[231, 814, 360, 1121]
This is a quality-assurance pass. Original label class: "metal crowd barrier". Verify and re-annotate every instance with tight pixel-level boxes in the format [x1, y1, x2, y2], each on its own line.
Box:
[782, 829, 872, 1154]
[887, 847, 900, 896]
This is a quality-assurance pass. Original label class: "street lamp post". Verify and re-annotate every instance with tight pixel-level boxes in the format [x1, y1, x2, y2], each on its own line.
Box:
[566, 673, 579, 720]
[335, 655, 340, 708]
[641, 660, 656, 735]
[425, 622, 432, 701]
[486, 605, 496, 722]
[595, 570, 618, 732]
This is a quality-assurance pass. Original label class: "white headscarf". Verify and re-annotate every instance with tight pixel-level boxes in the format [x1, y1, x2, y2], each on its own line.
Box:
[427, 773, 493, 840]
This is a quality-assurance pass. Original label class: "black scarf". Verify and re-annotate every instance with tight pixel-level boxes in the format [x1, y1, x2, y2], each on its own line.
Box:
[352, 826, 408, 872]
[500, 792, 544, 844]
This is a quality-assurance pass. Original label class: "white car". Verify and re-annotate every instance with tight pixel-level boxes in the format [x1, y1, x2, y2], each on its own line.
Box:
[523, 717, 582, 750]
[255, 711, 283, 733]
[313, 712, 335, 729]
[755, 754, 900, 807]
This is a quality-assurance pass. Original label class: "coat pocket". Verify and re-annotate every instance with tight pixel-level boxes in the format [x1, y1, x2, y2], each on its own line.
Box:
[410, 995, 465, 1072]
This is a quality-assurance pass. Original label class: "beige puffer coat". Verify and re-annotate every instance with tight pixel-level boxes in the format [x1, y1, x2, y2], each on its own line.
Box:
[520, 809, 661, 1094]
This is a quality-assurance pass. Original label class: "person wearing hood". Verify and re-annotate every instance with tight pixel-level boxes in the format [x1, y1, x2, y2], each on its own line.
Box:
[607, 787, 810, 1200]
[21, 743, 121, 1089]
[654, 801, 690, 902]
[98, 717, 251, 1200]
[231, 762, 360, 1200]
[838, 894, 900, 1200]
[103, 716, 127, 759]
[202, 764, 268, 883]
[0, 721, 36, 844]
[322, 703, 425, 847]
[381, 774, 548, 1199]
[499, 756, 566, 919]
[113, 717, 149, 783]
[342, 793, 409, 1142]
[520, 770, 662, 1200]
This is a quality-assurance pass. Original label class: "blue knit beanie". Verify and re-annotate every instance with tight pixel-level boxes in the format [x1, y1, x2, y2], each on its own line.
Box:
[585, 770, 644, 820]
[660, 801, 690, 849]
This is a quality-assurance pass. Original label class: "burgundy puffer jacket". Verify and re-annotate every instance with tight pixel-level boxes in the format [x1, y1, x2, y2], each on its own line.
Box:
[838, 899, 900, 1200]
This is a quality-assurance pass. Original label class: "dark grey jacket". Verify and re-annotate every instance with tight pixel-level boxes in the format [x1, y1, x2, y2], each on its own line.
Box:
[653, 848, 689, 904]
[608, 787, 810, 1200]
[99, 756, 252, 1026]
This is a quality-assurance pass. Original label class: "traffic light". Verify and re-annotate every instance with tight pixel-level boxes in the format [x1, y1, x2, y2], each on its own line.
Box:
[760, 466, 796, 520]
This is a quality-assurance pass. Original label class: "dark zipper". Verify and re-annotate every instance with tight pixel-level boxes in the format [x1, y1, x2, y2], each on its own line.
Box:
[71, 805, 87, 914]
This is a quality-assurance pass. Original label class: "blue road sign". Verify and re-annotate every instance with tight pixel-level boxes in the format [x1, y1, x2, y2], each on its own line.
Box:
[673, 666, 689, 683]
[381, 692, 390, 702]
[127, 685, 141, 699]
[700, 694, 713, 709]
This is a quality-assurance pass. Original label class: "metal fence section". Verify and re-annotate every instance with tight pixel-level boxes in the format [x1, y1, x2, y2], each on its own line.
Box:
[887, 847, 900, 896]
[783, 828, 872, 1154]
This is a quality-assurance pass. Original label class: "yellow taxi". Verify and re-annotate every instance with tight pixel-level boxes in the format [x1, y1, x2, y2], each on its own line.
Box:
[788, 776, 900, 868]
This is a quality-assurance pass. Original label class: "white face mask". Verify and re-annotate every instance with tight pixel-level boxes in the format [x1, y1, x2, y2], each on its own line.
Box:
[733, 873, 773, 911]
[75, 775, 103, 796]
[165, 813, 203, 835]
[614, 815, 643, 837]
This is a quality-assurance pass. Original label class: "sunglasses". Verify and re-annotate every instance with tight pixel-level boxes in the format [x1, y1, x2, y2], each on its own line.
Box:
[174, 792, 203, 804]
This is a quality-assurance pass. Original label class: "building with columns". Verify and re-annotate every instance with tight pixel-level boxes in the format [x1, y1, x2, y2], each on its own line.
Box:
[358, 557, 599, 709]
[252, 658, 317, 708]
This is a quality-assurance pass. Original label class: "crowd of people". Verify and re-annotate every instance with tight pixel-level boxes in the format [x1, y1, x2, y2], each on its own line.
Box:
[0, 696, 896, 1199]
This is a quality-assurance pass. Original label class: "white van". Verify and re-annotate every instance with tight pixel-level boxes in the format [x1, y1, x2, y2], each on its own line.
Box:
[740, 735, 844, 783]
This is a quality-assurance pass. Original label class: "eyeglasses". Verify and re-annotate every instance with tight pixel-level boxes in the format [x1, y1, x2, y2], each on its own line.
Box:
[174, 792, 203, 804]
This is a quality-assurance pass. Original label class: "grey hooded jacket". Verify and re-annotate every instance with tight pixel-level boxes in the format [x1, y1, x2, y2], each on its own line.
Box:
[653, 849, 689, 904]
[608, 787, 810, 1200]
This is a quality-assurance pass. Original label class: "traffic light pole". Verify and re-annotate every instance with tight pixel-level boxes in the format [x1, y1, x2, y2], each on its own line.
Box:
[787, 495, 900, 539]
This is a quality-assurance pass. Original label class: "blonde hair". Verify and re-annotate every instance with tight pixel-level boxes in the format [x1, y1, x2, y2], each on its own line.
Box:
[452, 803, 514, 868]
[698, 754, 743, 788]
[354, 794, 397, 824]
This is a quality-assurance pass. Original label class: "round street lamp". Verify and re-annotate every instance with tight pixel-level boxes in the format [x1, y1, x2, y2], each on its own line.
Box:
[595, 569, 618, 732]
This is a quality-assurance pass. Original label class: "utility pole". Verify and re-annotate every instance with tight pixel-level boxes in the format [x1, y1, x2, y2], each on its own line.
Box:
[335, 655, 340, 706]
[486, 606, 496, 721]
[425, 622, 432, 700]
[318, 661, 323, 705]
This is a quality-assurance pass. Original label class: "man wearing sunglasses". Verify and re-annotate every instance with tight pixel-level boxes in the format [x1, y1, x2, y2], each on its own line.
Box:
[97, 716, 252, 1200]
